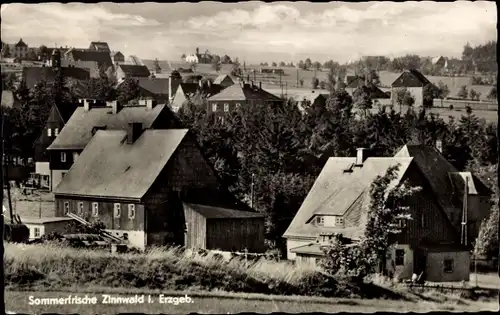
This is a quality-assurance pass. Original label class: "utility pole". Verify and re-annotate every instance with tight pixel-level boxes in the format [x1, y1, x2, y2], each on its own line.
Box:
[250, 173, 255, 209]
[497, 114, 500, 307]
[296, 68, 299, 87]
[0, 102, 6, 315]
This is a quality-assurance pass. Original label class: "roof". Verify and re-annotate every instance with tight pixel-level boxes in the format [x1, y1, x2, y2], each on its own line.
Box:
[15, 39, 27, 47]
[22, 66, 90, 89]
[90, 42, 110, 51]
[53, 129, 189, 200]
[213, 74, 235, 85]
[68, 50, 113, 68]
[348, 80, 390, 99]
[391, 70, 431, 88]
[208, 83, 282, 102]
[417, 243, 470, 253]
[47, 104, 168, 150]
[394, 145, 492, 222]
[54, 103, 79, 123]
[283, 156, 413, 239]
[184, 203, 264, 219]
[289, 243, 327, 256]
[111, 51, 124, 57]
[22, 217, 74, 224]
[135, 77, 169, 95]
[448, 172, 492, 196]
[118, 64, 151, 77]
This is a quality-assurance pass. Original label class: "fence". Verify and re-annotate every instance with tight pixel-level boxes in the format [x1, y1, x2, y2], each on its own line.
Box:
[433, 98, 498, 111]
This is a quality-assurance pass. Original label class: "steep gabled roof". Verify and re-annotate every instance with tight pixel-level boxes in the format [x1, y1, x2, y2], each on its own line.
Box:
[448, 172, 492, 197]
[213, 74, 235, 85]
[391, 69, 431, 88]
[68, 50, 113, 68]
[118, 64, 151, 77]
[54, 103, 79, 123]
[15, 39, 27, 47]
[283, 157, 413, 239]
[47, 104, 169, 150]
[136, 77, 169, 95]
[89, 41, 110, 52]
[184, 203, 264, 219]
[348, 80, 390, 99]
[207, 83, 282, 102]
[53, 129, 189, 199]
[22, 66, 90, 89]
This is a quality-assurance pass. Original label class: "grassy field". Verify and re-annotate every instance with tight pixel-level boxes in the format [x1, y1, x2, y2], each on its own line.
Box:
[5, 288, 498, 314]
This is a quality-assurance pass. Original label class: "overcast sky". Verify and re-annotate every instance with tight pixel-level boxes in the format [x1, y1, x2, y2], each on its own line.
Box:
[1, 1, 497, 63]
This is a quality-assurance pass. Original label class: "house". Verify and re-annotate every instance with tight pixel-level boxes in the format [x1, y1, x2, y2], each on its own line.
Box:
[111, 51, 125, 64]
[121, 77, 170, 104]
[184, 54, 199, 64]
[22, 217, 75, 240]
[284, 144, 491, 282]
[46, 99, 181, 191]
[391, 69, 432, 107]
[432, 56, 448, 69]
[206, 81, 282, 121]
[1, 90, 21, 108]
[89, 41, 111, 53]
[116, 64, 151, 81]
[345, 76, 390, 100]
[34, 102, 79, 189]
[170, 81, 224, 112]
[14, 38, 28, 59]
[213, 74, 235, 88]
[286, 91, 329, 113]
[52, 127, 266, 251]
[65, 49, 114, 77]
[22, 63, 90, 90]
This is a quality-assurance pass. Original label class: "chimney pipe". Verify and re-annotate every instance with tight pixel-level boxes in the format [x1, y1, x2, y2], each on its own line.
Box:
[146, 99, 155, 110]
[127, 123, 143, 144]
[84, 99, 91, 111]
[355, 148, 367, 166]
[107, 100, 121, 114]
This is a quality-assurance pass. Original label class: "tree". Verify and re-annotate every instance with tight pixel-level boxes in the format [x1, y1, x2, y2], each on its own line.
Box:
[2, 44, 11, 58]
[304, 58, 312, 70]
[311, 77, 319, 89]
[153, 58, 161, 73]
[395, 88, 415, 111]
[271, 62, 277, 67]
[469, 88, 478, 100]
[299, 79, 304, 87]
[437, 81, 450, 99]
[353, 85, 373, 116]
[211, 56, 221, 72]
[279, 61, 286, 67]
[487, 86, 497, 100]
[230, 58, 242, 78]
[457, 85, 469, 99]
[326, 68, 336, 93]
[423, 84, 442, 108]
[298, 60, 305, 70]
[190, 61, 197, 73]
[313, 61, 322, 70]
[117, 77, 142, 105]
[366, 69, 380, 86]
[2, 72, 17, 90]
[319, 81, 326, 90]
[221, 55, 232, 64]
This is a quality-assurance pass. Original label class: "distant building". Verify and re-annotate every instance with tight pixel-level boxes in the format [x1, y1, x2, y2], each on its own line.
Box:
[213, 74, 236, 88]
[65, 49, 114, 77]
[345, 76, 390, 99]
[116, 64, 151, 81]
[14, 38, 28, 59]
[111, 51, 125, 65]
[184, 54, 199, 64]
[22, 217, 75, 240]
[432, 56, 448, 69]
[390, 69, 432, 107]
[170, 81, 224, 112]
[88, 41, 111, 53]
[53, 127, 265, 251]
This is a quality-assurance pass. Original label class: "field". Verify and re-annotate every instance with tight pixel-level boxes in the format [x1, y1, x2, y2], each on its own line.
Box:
[5, 288, 498, 314]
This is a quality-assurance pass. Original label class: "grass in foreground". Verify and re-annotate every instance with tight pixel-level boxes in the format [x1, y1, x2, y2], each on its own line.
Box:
[6, 290, 498, 315]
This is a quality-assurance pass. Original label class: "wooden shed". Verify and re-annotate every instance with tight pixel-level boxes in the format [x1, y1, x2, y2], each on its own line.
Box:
[183, 203, 266, 253]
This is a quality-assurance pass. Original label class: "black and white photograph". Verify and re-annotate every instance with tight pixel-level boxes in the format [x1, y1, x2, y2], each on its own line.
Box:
[1, 1, 498, 314]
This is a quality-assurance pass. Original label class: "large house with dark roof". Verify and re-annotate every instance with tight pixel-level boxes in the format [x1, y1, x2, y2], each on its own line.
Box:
[345, 76, 390, 100]
[65, 49, 114, 77]
[46, 99, 181, 190]
[213, 74, 235, 88]
[34, 102, 79, 189]
[52, 127, 265, 251]
[116, 77, 170, 104]
[284, 144, 491, 282]
[116, 64, 151, 81]
[391, 69, 432, 107]
[89, 41, 111, 53]
[14, 38, 28, 59]
[206, 81, 282, 122]
[170, 81, 225, 112]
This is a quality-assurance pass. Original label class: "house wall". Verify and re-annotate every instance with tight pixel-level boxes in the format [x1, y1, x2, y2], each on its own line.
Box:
[35, 105, 65, 164]
[206, 218, 266, 253]
[44, 220, 76, 236]
[387, 244, 415, 280]
[425, 251, 470, 282]
[52, 169, 68, 191]
[207, 99, 246, 117]
[286, 238, 315, 260]
[24, 223, 45, 240]
[295, 254, 319, 265]
[183, 205, 207, 249]
[116, 67, 126, 82]
[170, 88, 189, 112]
[35, 162, 50, 176]
[391, 86, 424, 107]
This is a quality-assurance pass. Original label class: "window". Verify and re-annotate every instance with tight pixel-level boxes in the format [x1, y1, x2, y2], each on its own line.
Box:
[395, 249, 405, 266]
[212, 103, 218, 112]
[398, 219, 406, 228]
[224, 103, 229, 112]
[64, 202, 69, 215]
[78, 202, 84, 216]
[61, 152, 66, 162]
[55, 128, 59, 136]
[444, 259, 454, 273]
[73, 152, 79, 163]
[128, 204, 136, 219]
[335, 217, 344, 226]
[47, 128, 52, 137]
[92, 202, 99, 217]
[34, 227, 40, 238]
[316, 216, 324, 226]
[114, 203, 121, 218]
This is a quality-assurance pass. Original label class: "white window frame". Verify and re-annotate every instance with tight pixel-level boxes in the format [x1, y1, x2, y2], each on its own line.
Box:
[335, 216, 344, 226]
[34, 227, 40, 238]
[444, 259, 454, 273]
[78, 202, 84, 216]
[224, 103, 229, 112]
[55, 128, 59, 136]
[61, 152, 66, 162]
[114, 203, 121, 218]
[316, 216, 324, 226]
[92, 202, 99, 217]
[128, 204, 136, 219]
[47, 128, 52, 137]
[64, 202, 69, 215]
[212, 103, 218, 112]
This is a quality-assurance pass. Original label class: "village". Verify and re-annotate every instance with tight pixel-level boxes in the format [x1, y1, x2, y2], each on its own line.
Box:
[1, 2, 499, 314]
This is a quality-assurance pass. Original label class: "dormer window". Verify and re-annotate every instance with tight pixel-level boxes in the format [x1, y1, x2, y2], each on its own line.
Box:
[316, 216, 324, 226]
[47, 128, 52, 137]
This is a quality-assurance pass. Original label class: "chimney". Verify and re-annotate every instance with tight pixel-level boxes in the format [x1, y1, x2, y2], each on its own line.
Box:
[355, 148, 367, 166]
[146, 99, 156, 110]
[436, 139, 443, 153]
[127, 123, 143, 144]
[259, 82, 262, 89]
[83, 99, 91, 111]
[107, 100, 121, 114]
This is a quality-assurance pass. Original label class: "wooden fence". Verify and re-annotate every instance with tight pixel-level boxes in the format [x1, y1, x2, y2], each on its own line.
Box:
[433, 98, 498, 111]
